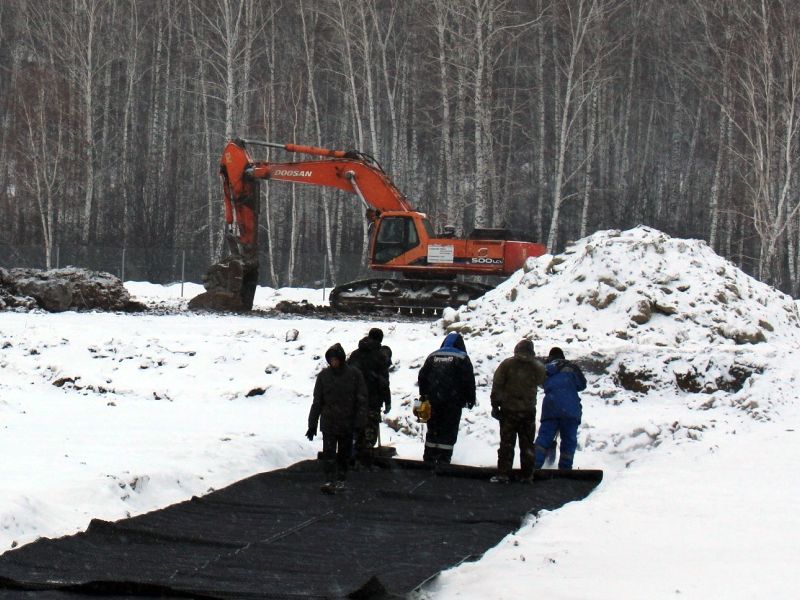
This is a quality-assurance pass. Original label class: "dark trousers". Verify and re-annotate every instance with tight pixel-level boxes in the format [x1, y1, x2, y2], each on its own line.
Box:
[322, 432, 353, 481]
[497, 411, 536, 478]
[535, 418, 579, 469]
[355, 407, 381, 464]
[423, 405, 462, 465]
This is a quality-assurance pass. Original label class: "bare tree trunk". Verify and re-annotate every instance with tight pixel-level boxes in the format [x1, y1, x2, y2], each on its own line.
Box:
[618, 11, 639, 197]
[709, 63, 730, 250]
[358, 4, 379, 157]
[434, 0, 457, 228]
[499, 54, 520, 225]
[472, 0, 490, 229]
[788, 213, 798, 295]
[97, 6, 113, 237]
[21, 86, 65, 268]
[635, 98, 656, 223]
[120, 3, 140, 247]
[454, 35, 468, 234]
[536, 0, 547, 241]
[223, 0, 244, 139]
[370, 2, 399, 164]
[261, 15, 279, 287]
[79, 0, 100, 243]
[580, 88, 598, 238]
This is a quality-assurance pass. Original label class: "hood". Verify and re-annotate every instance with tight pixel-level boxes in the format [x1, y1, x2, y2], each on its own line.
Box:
[514, 339, 534, 356]
[440, 332, 467, 353]
[325, 343, 347, 366]
[358, 336, 381, 353]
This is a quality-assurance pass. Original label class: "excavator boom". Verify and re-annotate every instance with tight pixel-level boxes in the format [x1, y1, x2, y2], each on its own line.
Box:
[222, 139, 413, 213]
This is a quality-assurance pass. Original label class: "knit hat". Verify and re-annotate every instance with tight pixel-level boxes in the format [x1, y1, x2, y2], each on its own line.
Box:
[368, 328, 384, 343]
[514, 339, 534, 355]
[548, 346, 565, 360]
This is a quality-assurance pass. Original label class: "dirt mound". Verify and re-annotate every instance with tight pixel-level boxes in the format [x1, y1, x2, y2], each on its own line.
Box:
[0, 267, 146, 313]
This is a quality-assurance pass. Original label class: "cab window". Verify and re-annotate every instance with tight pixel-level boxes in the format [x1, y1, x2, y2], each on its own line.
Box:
[374, 216, 419, 263]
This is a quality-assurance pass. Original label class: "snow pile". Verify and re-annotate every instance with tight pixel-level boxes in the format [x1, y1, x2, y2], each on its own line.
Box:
[445, 226, 800, 349]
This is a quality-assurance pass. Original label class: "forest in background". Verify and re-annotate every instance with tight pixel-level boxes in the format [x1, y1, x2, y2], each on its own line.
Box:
[1, 0, 799, 296]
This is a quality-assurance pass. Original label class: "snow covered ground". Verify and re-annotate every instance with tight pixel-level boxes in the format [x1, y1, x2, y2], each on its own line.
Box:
[1, 226, 798, 599]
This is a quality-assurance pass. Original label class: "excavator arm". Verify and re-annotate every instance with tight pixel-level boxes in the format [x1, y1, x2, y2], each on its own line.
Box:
[221, 138, 413, 215]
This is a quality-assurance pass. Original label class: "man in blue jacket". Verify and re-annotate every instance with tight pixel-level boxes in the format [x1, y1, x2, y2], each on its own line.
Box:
[417, 332, 476, 465]
[534, 347, 587, 470]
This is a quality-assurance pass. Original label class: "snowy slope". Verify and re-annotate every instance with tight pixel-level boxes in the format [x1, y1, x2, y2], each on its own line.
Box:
[1, 226, 799, 598]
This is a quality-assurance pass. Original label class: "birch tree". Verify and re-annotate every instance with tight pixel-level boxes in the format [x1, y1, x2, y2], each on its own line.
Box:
[15, 24, 70, 267]
[432, 0, 460, 231]
[545, 0, 618, 252]
[724, 0, 800, 283]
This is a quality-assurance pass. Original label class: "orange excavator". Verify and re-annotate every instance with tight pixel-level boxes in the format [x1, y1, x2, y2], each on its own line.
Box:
[189, 139, 546, 312]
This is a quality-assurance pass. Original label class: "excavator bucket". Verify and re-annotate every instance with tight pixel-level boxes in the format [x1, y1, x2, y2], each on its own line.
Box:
[188, 255, 258, 311]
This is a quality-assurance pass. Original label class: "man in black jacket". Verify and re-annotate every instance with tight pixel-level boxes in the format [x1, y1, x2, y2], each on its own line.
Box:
[347, 328, 391, 467]
[307, 343, 368, 492]
[417, 332, 476, 465]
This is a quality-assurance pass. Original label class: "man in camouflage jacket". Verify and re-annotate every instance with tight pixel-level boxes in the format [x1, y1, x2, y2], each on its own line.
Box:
[490, 339, 546, 482]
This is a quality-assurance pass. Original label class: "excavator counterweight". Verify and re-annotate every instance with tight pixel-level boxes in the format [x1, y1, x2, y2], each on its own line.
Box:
[190, 139, 546, 313]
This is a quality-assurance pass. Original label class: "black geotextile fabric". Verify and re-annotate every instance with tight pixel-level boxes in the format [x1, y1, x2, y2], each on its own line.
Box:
[0, 459, 602, 600]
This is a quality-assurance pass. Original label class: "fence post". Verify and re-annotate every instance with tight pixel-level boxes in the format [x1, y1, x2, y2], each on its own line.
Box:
[121, 247, 126, 282]
[322, 247, 327, 301]
[181, 250, 186, 297]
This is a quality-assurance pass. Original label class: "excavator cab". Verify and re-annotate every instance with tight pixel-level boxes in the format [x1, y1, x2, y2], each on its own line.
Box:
[373, 216, 420, 263]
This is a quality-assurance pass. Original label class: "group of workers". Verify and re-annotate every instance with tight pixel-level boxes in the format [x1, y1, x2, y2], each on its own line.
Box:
[306, 329, 586, 492]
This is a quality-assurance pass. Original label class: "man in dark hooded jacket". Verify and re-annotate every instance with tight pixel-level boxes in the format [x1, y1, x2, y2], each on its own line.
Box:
[417, 332, 475, 465]
[489, 339, 547, 483]
[347, 328, 391, 466]
[534, 347, 587, 470]
[307, 343, 368, 491]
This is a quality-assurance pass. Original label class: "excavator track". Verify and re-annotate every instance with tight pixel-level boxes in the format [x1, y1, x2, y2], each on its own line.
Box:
[329, 278, 493, 314]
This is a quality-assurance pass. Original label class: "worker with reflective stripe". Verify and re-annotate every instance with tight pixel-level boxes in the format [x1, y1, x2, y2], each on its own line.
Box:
[417, 332, 476, 464]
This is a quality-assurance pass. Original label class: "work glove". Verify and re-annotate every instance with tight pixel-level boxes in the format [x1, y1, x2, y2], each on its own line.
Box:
[491, 406, 501, 420]
[384, 401, 391, 414]
[413, 397, 431, 423]
[305, 426, 316, 441]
